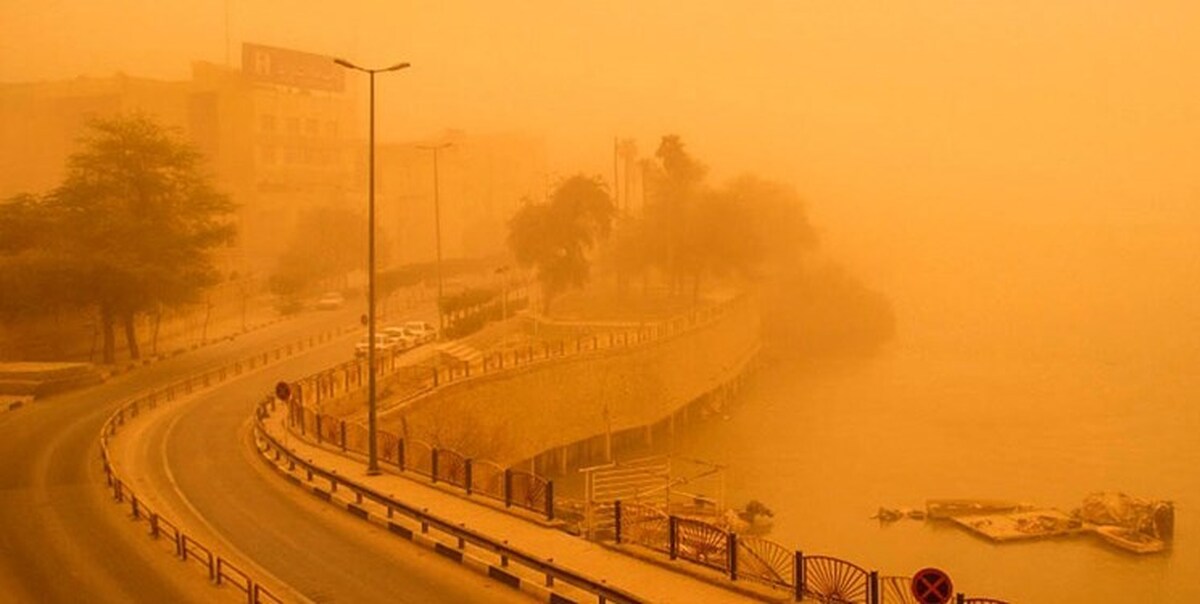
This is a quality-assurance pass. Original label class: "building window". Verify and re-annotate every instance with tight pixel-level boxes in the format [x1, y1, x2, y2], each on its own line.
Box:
[305, 118, 319, 137]
[287, 117, 299, 136]
[260, 114, 275, 134]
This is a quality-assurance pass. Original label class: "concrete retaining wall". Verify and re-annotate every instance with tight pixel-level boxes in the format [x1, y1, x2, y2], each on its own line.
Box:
[382, 296, 761, 466]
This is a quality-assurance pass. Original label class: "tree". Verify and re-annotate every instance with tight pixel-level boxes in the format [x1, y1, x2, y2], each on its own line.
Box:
[643, 135, 707, 294]
[270, 204, 377, 309]
[5, 114, 236, 363]
[507, 175, 614, 313]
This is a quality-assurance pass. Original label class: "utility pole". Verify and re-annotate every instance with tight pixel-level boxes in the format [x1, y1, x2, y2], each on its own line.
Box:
[613, 136, 620, 210]
[417, 142, 453, 336]
[334, 57, 410, 475]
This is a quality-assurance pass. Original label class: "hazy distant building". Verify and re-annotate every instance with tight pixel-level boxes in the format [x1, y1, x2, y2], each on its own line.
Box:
[0, 42, 362, 274]
[0, 44, 550, 275]
[376, 130, 548, 265]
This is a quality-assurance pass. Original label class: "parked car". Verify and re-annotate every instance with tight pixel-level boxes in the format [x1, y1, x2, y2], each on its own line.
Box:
[381, 326, 417, 351]
[316, 292, 345, 310]
[354, 333, 398, 358]
[401, 321, 438, 344]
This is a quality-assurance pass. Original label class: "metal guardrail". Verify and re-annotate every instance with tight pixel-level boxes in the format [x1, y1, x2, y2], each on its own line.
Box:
[98, 325, 358, 604]
[281, 296, 754, 520]
[612, 500, 1010, 603]
[254, 395, 644, 604]
[290, 294, 750, 418]
[287, 401, 555, 519]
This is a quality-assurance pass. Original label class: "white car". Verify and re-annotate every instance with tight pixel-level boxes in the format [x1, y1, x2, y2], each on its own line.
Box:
[401, 321, 438, 344]
[354, 333, 399, 358]
[315, 292, 345, 310]
[381, 327, 417, 351]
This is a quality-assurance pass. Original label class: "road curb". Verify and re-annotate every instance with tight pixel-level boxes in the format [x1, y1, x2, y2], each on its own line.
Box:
[254, 439, 585, 604]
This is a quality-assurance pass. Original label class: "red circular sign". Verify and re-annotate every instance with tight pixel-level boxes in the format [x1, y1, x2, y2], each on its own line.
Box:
[911, 567, 953, 604]
[275, 381, 292, 401]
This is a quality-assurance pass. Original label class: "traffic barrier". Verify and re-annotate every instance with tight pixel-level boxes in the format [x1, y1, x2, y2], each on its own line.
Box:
[98, 324, 358, 603]
[253, 395, 643, 604]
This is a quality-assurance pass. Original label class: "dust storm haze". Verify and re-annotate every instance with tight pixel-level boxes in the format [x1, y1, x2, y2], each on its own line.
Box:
[2, 2, 1198, 603]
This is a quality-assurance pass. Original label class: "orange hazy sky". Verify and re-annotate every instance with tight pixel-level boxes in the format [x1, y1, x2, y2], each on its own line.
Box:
[4, 1, 1200, 245]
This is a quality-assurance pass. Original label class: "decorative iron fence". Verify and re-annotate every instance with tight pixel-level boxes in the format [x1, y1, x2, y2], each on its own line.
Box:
[803, 555, 871, 603]
[735, 535, 794, 589]
[611, 498, 1010, 603]
[880, 575, 919, 603]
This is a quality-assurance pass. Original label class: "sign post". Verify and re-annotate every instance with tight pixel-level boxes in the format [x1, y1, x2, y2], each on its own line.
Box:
[911, 567, 953, 604]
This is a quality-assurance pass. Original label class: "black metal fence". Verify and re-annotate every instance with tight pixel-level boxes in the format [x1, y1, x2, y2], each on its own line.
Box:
[612, 501, 1010, 604]
[286, 401, 555, 520]
[98, 326, 359, 603]
[254, 396, 643, 604]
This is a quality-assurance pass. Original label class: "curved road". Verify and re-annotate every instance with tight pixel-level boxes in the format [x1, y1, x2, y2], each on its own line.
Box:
[0, 308, 524, 603]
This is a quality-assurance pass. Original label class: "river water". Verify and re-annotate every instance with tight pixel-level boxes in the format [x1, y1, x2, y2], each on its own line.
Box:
[673, 223, 1199, 602]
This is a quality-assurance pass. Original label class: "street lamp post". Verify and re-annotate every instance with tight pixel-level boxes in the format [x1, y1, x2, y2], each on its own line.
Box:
[416, 142, 452, 336]
[334, 57, 410, 475]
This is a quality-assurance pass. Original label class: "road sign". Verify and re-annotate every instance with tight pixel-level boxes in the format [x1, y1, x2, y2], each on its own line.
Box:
[361, 314, 369, 326]
[275, 381, 292, 401]
[911, 567, 953, 604]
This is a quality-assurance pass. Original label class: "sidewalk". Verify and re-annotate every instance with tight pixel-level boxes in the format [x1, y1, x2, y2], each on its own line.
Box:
[262, 410, 780, 604]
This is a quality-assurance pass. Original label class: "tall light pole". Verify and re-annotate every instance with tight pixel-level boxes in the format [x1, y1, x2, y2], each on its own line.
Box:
[416, 142, 452, 336]
[334, 57, 410, 475]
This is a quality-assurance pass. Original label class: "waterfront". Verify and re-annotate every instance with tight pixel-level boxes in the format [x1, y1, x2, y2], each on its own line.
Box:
[676, 222, 1199, 602]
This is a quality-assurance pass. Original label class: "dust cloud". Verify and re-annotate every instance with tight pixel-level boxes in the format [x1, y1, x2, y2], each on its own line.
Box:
[3, 2, 1198, 602]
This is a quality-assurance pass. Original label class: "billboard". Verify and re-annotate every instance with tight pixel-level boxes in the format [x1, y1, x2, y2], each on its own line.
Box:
[241, 43, 345, 92]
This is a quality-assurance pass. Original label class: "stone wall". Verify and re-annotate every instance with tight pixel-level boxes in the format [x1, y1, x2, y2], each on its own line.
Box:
[380, 296, 761, 466]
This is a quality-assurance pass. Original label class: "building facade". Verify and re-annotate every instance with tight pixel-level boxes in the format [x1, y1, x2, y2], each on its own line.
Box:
[0, 43, 363, 274]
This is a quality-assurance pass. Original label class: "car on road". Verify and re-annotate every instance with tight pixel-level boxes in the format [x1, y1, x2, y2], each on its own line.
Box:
[315, 292, 345, 310]
[401, 321, 438, 344]
[354, 333, 400, 358]
[381, 327, 418, 351]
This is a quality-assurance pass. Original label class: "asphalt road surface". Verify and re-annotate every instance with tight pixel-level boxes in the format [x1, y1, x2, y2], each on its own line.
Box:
[0, 306, 525, 603]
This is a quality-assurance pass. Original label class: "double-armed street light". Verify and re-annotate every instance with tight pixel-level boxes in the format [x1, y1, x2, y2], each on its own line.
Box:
[334, 57, 410, 475]
[415, 141, 452, 336]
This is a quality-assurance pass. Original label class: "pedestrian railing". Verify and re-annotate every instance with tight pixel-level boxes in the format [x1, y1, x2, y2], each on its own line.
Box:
[284, 399, 556, 520]
[253, 395, 645, 604]
[290, 294, 751, 417]
[98, 323, 359, 603]
[279, 296, 754, 522]
[611, 500, 1010, 603]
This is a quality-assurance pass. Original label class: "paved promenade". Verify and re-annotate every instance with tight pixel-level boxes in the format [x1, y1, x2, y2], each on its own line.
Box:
[261, 409, 781, 603]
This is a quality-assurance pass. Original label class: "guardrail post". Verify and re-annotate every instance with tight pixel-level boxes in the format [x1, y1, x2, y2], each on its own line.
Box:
[793, 551, 804, 601]
[464, 460, 473, 495]
[130, 494, 139, 519]
[176, 533, 185, 559]
[728, 532, 738, 581]
[315, 415, 323, 444]
[668, 516, 678, 560]
[869, 570, 879, 604]
[614, 500, 622, 544]
[431, 367, 439, 387]
[431, 449, 440, 483]
[398, 438, 406, 471]
[504, 469, 513, 508]
[956, 595, 965, 604]
[545, 481, 554, 520]
[340, 421, 347, 452]
[149, 513, 159, 538]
